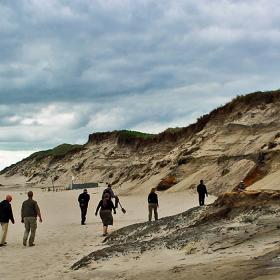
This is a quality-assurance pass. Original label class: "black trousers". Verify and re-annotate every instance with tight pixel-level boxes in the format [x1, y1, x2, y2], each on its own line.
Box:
[80, 205, 88, 224]
[199, 194, 205, 206]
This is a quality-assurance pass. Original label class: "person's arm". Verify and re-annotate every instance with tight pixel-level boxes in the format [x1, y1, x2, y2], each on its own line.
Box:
[95, 201, 101, 215]
[35, 202, 42, 223]
[205, 186, 208, 196]
[9, 204, 15, 224]
[148, 193, 151, 203]
[156, 194, 159, 207]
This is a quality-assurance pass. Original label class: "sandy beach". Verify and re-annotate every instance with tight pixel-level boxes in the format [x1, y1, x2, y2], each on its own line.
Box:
[0, 187, 214, 280]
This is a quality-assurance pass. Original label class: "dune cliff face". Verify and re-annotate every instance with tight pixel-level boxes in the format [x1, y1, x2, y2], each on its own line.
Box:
[1, 90, 280, 194]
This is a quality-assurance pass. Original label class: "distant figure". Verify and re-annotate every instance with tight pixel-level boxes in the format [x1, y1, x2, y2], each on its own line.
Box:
[95, 193, 116, 236]
[197, 180, 208, 206]
[21, 191, 42, 246]
[102, 183, 119, 208]
[237, 181, 246, 192]
[78, 189, 90, 225]
[148, 188, 159, 221]
[0, 195, 15, 247]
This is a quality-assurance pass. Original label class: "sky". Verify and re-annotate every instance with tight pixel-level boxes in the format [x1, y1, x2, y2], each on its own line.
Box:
[1, 0, 280, 170]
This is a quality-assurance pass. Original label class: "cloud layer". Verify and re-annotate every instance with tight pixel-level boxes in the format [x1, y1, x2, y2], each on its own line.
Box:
[1, 0, 280, 167]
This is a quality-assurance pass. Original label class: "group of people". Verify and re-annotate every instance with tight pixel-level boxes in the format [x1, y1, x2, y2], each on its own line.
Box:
[0, 191, 42, 247]
[78, 183, 119, 236]
[0, 180, 210, 246]
[146, 180, 209, 221]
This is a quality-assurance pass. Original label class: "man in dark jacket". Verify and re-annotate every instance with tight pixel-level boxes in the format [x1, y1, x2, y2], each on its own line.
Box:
[0, 195, 15, 247]
[102, 183, 119, 208]
[148, 188, 159, 221]
[78, 189, 90, 225]
[197, 180, 208, 206]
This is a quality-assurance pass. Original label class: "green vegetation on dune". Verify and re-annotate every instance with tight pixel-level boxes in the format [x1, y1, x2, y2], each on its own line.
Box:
[29, 144, 84, 161]
[118, 130, 155, 139]
[163, 127, 183, 134]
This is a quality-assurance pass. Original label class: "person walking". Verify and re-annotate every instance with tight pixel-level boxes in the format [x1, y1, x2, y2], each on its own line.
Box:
[102, 183, 119, 208]
[0, 195, 15, 247]
[78, 189, 90, 225]
[197, 180, 208, 206]
[95, 193, 116, 236]
[148, 188, 159, 221]
[21, 191, 42, 246]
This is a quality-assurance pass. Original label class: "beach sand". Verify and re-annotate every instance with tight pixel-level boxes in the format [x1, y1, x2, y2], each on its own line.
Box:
[0, 188, 214, 280]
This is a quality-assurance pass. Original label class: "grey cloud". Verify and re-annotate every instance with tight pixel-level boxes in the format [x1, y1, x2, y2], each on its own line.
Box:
[0, 0, 280, 155]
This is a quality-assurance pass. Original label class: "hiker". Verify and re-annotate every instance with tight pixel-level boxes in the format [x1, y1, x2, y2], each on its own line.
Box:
[78, 189, 90, 225]
[197, 180, 208, 206]
[102, 183, 119, 208]
[95, 193, 116, 236]
[0, 195, 15, 247]
[21, 191, 42, 246]
[237, 181, 246, 192]
[148, 188, 159, 221]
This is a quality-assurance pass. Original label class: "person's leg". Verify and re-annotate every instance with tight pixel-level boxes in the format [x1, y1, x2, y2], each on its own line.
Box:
[148, 204, 153, 221]
[0, 223, 8, 245]
[29, 217, 37, 246]
[23, 218, 31, 246]
[81, 206, 87, 225]
[103, 225, 108, 236]
[201, 195, 205, 206]
[80, 206, 83, 224]
[84, 206, 88, 223]
[154, 205, 158, 220]
[199, 194, 203, 206]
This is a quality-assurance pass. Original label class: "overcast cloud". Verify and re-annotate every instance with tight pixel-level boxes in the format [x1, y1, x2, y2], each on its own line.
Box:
[0, 0, 280, 169]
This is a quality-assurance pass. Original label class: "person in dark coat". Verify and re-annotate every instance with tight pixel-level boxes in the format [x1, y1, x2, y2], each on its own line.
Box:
[148, 188, 159, 221]
[78, 189, 90, 225]
[95, 193, 116, 236]
[197, 180, 208, 206]
[0, 195, 15, 247]
[102, 183, 119, 208]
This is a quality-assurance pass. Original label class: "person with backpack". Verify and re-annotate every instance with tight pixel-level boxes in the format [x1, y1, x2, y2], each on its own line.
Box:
[148, 188, 159, 221]
[78, 189, 90, 225]
[95, 193, 116, 236]
[0, 195, 15, 247]
[102, 183, 119, 208]
[197, 180, 208, 206]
